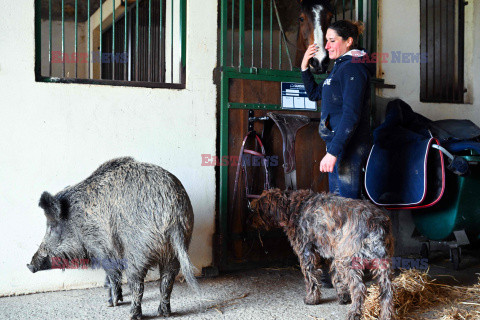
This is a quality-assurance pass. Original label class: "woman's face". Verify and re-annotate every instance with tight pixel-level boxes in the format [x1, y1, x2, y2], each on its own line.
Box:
[325, 28, 353, 60]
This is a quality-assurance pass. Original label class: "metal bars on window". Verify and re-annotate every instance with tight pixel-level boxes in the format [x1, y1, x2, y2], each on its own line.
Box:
[220, 0, 376, 74]
[333, 0, 377, 63]
[355, 0, 377, 56]
[223, 0, 298, 72]
[420, 0, 465, 103]
[35, 0, 186, 88]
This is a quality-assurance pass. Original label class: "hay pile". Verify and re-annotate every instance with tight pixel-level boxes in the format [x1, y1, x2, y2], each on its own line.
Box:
[362, 270, 480, 320]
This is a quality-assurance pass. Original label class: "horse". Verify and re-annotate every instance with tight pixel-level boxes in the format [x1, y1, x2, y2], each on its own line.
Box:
[295, 0, 335, 74]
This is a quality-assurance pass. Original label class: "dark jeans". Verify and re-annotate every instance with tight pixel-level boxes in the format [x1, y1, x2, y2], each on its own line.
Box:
[328, 138, 371, 199]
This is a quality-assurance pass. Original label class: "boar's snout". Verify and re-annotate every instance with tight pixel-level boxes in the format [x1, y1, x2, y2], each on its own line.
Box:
[27, 263, 38, 273]
[27, 252, 52, 273]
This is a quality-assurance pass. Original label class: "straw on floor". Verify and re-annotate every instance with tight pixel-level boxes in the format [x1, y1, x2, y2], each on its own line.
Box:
[362, 269, 480, 320]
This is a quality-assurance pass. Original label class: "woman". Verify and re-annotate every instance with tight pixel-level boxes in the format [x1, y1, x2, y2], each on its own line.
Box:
[301, 20, 374, 200]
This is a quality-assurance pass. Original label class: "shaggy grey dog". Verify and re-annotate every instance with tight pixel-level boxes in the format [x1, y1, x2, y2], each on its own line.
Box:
[249, 188, 394, 320]
[27, 157, 197, 319]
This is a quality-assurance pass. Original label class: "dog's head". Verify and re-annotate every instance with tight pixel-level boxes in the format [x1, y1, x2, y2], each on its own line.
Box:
[248, 188, 290, 231]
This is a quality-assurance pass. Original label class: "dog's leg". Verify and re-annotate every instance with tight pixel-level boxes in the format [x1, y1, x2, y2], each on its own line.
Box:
[346, 266, 366, 320]
[373, 264, 393, 320]
[368, 232, 394, 320]
[331, 260, 351, 305]
[298, 242, 322, 305]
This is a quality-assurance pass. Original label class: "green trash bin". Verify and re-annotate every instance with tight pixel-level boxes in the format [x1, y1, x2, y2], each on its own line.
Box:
[412, 154, 480, 242]
[412, 154, 480, 269]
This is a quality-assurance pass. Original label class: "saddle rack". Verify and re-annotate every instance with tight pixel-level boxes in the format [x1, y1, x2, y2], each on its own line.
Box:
[231, 111, 319, 211]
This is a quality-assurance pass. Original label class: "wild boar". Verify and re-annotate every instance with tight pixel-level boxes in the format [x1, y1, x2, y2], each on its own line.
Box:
[27, 157, 198, 319]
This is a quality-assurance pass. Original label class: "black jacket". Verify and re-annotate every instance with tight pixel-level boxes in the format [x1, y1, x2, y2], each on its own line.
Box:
[302, 50, 374, 157]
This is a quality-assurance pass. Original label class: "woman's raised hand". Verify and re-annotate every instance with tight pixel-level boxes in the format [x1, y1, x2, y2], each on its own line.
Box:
[301, 44, 319, 70]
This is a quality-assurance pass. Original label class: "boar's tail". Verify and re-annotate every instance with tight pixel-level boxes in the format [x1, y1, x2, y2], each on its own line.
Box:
[171, 227, 199, 292]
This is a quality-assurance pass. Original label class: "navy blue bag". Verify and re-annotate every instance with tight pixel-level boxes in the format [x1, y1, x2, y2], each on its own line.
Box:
[364, 99, 447, 209]
[365, 137, 445, 209]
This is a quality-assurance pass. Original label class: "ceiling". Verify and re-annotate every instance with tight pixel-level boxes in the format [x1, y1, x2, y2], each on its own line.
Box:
[40, 0, 109, 22]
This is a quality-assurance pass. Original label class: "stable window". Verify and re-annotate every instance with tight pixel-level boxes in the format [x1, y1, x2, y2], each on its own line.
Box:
[35, 0, 186, 88]
[420, 0, 466, 103]
[221, 0, 377, 74]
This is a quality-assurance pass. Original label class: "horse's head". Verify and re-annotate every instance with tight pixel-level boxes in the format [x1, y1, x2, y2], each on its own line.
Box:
[296, 0, 334, 74]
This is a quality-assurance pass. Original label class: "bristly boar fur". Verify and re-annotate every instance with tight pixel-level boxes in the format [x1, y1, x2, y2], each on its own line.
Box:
[28, 157, 198, 319]
[249, 188, 394, 320]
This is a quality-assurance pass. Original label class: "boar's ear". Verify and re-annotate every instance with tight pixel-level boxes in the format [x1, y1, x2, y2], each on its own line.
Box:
[39, 191, 60, 221]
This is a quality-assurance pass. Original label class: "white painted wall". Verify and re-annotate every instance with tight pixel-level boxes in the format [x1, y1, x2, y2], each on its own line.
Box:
[378, 0, 480, 123]
[0, 0, 218, 296]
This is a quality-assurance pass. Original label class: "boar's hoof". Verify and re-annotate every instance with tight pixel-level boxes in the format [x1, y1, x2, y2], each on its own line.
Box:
[158, 302, 171, 317]
[107, 292, 123, 306]
[117, 289, 124, 303]
[107, 298, 122, 307]
[112, 296, 122, 307]
[130, 308, 142, 320]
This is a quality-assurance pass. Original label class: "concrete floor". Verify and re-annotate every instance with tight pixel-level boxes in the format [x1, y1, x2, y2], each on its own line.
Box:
[1, 248, 480, 320]
[0, 267, 347, 320]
